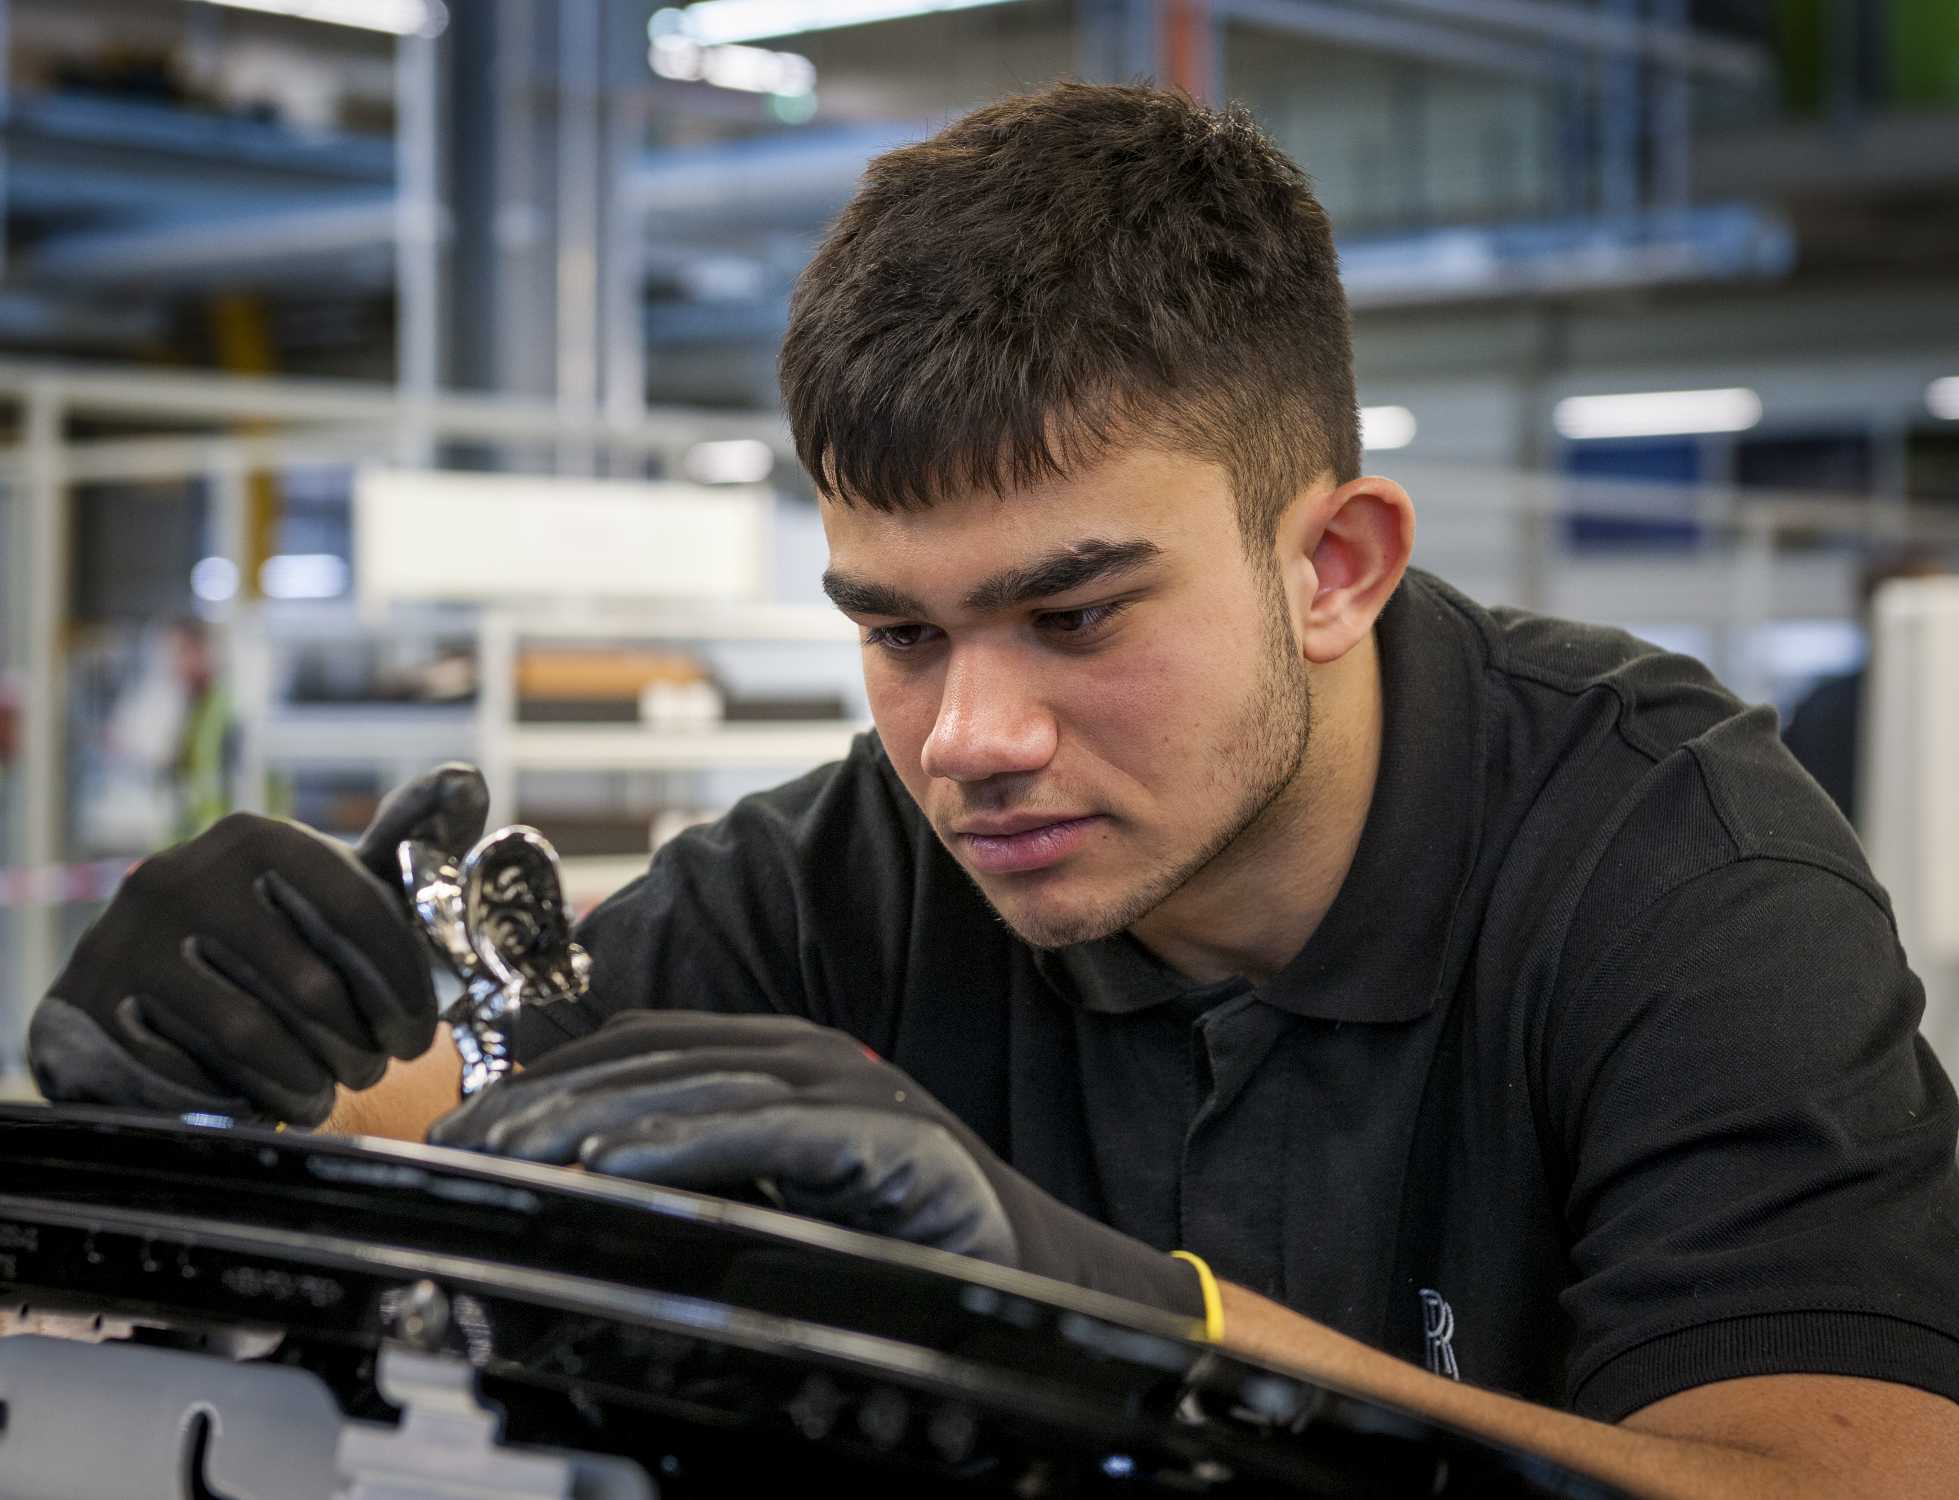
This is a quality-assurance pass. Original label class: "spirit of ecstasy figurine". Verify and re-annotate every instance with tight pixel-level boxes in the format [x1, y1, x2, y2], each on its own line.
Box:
[398, 826, 591, 1099]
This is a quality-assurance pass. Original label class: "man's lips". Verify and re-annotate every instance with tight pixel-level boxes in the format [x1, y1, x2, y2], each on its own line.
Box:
[954, 810, 1096, 837]
[953, 814, 1101, 875]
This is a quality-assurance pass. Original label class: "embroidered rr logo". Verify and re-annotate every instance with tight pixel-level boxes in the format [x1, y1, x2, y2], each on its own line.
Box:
[1419, 1289, 1460, 1381]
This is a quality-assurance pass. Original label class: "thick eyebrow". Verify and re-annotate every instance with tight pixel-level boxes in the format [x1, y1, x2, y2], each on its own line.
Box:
[822, 537, 1163, 621]
[821, 571, 927, 619]
[963, 538, 1163, 613]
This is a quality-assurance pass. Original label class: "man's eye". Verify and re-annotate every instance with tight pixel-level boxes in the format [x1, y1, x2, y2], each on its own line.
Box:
[863, 623, 937, 652]
[1037, 602, 1127, 638]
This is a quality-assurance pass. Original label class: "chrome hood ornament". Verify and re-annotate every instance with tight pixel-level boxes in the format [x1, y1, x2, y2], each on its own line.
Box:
[398, 826, 591, 1098]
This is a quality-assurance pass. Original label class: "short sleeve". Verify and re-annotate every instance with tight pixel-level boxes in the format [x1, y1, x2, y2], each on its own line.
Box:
[515, 735, 927, 1062]
[1543, 856, 1959, 1419]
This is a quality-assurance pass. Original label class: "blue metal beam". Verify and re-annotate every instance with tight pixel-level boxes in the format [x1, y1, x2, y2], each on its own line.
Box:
[1370, 0, 1770, 86]
[1214, 0, 1577, 82]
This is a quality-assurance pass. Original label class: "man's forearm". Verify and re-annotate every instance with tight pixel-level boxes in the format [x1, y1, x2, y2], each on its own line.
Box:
[321, 1035, 461, 1141]
[1215, 1281, 1959, 1500]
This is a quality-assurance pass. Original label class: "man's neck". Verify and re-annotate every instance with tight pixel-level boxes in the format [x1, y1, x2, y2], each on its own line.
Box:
[1128, 631, 1384, 988]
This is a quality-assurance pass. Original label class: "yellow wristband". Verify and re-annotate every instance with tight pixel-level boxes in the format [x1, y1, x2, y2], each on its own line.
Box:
[1170, 1250, 1225, 1342]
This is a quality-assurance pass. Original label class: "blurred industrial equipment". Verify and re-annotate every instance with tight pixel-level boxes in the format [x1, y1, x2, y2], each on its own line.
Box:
[0, 0, 1957, 1083]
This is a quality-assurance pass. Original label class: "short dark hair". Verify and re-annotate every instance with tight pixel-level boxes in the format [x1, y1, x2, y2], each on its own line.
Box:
[779, 82, 1361, 550]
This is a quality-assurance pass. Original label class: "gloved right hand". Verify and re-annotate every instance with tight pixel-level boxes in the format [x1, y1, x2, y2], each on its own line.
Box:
[28, 764, 489, 1127]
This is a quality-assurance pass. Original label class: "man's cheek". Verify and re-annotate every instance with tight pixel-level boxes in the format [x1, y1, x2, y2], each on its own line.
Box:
[864, 690, 937, 790]
[1062, 660, 1195, 768]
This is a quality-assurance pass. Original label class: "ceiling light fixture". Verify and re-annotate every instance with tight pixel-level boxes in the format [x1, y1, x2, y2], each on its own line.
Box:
[683, 439, 776, 485]
[260, 554, 352, 600]
[190, 557, 240, 604]
[1361, 405, 1418, 451]
[189, 0, 448, 38]
[1553, 387, 1762, 440]
[650, 35, 816, 96]
[1927, 377, 1959, 421]
[653, 0, 1027, 47]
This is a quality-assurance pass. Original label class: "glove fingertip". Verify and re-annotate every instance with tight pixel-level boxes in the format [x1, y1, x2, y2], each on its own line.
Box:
[434, 764, 490, 827]
[380, 1005, 440, 1061]
[355, 763, 491, 878]
[424, 1114, 466, 1149]
[578, 1133, 657, 1179]
[344, 1050, 390, 1093]
[426, 1103, 491, 1152]
[286, 1086, 338, 1131]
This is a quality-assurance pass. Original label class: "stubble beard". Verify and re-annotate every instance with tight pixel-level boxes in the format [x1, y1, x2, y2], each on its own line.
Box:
[983, 597, 1315, 952]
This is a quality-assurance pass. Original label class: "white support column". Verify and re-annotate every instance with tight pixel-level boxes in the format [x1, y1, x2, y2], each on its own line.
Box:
[556, 0, 604, 477]
[474, 611, 518, 827]
[1598, 0, 1643, 222]
[601, 1, 649, 474]
[1649, 0, 1692, 212]
[395, 30, 442, 466]
[0, 0, 12, 282]
[208, 457, 262, 813]
[16, 382, 65, 1043]
[494, 0, 548, 402]
[1726, 506, 1778, 706]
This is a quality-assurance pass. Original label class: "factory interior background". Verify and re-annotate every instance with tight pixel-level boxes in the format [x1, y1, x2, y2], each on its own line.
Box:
[0, 0, 1956, 1091]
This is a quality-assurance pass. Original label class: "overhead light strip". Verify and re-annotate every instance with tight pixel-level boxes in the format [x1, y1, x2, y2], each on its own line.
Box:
[188, 0, 448, 39]
[658, 0, 1028, 47]
[1361, 405, 1418, 451]
[651, 35, 817, 96]
[1553, 387, 1762, 440]
[683, 439, 777, 484]
[261, 553, 352, 600]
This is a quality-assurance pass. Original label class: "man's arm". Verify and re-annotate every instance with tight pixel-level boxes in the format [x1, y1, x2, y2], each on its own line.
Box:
[321, 1035, 461, 1140]
[1217, 1280, 1959, 1500]
[333, 1033, 1959, 1500]
[30, 766, 490, 1126]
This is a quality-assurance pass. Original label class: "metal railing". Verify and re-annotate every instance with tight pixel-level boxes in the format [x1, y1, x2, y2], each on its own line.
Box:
[4, 359, 1959, 1075]
[0, 359, 787, 1049]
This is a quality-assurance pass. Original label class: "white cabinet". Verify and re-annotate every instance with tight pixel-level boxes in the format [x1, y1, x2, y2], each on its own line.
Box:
[234, 603, 866, 907]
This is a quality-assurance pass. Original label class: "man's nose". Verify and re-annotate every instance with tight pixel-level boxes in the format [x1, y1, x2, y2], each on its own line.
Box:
[918, 645, 1057, 783]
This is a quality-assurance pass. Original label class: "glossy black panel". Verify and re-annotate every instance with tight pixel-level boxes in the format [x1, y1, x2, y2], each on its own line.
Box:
[0, 1105, 1626, 1498]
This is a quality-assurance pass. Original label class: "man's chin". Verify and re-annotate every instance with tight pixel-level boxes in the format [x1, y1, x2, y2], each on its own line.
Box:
[975, 880, 1136, 951]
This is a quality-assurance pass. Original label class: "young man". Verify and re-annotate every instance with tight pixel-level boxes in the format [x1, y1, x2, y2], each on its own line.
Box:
[32, 85, 1959, 1497]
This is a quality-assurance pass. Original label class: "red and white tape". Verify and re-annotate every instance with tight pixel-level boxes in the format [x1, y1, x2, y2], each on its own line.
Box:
[0, 859, 136, 910]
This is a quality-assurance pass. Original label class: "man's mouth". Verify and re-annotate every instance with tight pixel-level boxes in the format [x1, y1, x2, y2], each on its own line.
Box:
[954, 815, 1101, 875]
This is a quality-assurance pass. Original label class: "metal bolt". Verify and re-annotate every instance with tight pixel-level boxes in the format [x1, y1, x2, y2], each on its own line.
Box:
[857, 1387, 909, 1450]
[392, 1279, 450, 1351]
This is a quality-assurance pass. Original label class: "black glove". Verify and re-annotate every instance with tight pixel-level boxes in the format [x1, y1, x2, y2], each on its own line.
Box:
[28, 764, 489, 1127]
[429, 1011, 1204, 1319]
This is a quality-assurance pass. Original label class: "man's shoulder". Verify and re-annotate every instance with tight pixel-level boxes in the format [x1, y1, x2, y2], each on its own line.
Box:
[572, 730, 930, 967]
[1405, 572, 1880, 979]
[705, 729, 920, 849]
[642, 728, 952, 927]
[1410, 570, 1845, 853]
[1408, 568, 1747, 765]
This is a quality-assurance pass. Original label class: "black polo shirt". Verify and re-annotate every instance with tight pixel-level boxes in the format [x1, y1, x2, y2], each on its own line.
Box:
[523, 567, 1959, 1421]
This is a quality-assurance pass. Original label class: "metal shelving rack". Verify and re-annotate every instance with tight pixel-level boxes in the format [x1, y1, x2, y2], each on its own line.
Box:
[0, 361, 796, 1052]
[229, 599, 864, 909]
[479, 606, 862, 807]
[475, 607, 863, 910]
[237, 604, 864, 785]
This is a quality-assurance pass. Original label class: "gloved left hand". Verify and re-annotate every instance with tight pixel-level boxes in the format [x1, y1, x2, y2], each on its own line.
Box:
[28, 765, 489, 1127]
[428, 1011, 1204, 1320]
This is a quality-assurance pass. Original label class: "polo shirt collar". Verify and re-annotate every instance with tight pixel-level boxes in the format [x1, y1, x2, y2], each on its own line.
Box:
[1034, 571, 1486, 1023]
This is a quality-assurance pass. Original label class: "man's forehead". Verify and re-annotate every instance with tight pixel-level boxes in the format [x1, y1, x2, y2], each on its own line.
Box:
[818, 445, 1230, 553]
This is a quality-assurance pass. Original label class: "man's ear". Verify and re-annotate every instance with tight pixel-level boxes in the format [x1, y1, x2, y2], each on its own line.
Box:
[1278, 476, 1416, 665]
